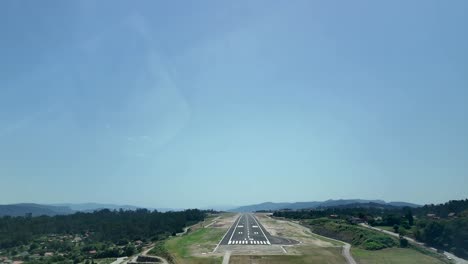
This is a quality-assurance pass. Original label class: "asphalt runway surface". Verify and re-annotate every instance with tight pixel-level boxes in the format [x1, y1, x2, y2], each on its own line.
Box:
[219, 213, 297, 246]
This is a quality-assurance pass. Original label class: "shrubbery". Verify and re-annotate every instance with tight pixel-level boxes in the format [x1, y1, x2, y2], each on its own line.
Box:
[306, 218, 397, 250]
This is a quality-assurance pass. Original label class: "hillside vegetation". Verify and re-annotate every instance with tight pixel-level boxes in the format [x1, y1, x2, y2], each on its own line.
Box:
[275, 199, 468, 258]
[305, 218, 397, 250]
[0, 209, 208, 263]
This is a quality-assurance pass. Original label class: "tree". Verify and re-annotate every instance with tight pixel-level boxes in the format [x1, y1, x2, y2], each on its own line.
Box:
[393, 224, 399, 233]
[124, 244, 136, 257]
[399, 228, 407, 237]
[400, 238, 409, 248]
[384, 214, 401, 226]
[405, 209, 414, 226]
[423, 221, 444, 247]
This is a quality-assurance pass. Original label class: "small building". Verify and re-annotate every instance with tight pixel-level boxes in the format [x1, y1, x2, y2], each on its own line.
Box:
[88, 250, 97, 255]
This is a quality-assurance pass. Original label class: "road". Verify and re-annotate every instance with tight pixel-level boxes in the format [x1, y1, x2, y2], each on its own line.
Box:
[110, 257, 127, 264]
[294, 220, 357, 264]
[342, 244, 357, 264]
[360, 223, 468, 264]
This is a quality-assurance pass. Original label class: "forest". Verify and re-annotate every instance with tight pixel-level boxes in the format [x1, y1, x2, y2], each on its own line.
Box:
[0, 208, 206, 249]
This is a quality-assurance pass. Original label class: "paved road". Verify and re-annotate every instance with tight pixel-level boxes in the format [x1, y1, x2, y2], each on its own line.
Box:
[342, 244, 357, 264]
[222, 251, 231, 264]
[360, 223, 468, 264]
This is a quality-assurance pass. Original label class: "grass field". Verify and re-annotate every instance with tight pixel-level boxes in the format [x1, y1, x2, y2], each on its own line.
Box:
[229, 247, 344, 264]
[166, 227, 225, 257]
[153, 222, 226, 264]
[352, 248, 446, 264]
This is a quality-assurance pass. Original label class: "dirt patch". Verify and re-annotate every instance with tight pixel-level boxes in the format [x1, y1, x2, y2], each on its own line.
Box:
[212, 213, 238, 230]
[215, 245, 286, 255]
[228, 246, 345, 264]
[255, 214, 335, 248]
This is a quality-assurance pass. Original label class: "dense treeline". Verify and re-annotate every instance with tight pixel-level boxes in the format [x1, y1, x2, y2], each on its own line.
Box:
[414, 213, 468, 258]
[273, 205, 398, 220]
[274, 199, 468, 258]
[415, 199, 468, 217]
[0, 208, 206, 249]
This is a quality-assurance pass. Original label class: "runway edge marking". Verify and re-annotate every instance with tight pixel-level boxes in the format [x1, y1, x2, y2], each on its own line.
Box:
[212, 214, 241, 253]
[228, 214, 244, 245]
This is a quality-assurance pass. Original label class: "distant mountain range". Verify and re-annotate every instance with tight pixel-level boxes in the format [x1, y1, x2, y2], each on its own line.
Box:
[52, 203, 142, 212]
[0, 199, 421, 217]
[0, 203, 177, 217]
[229, 199, 421, 212]
[0, 203, 75, 217]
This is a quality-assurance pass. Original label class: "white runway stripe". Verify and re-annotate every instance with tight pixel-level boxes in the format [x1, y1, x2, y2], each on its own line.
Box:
[227, 239, 271, 246]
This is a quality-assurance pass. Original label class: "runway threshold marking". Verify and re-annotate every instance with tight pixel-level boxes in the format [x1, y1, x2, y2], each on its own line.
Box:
[250, 213, 271, 245]
[227, 214, 244, 245]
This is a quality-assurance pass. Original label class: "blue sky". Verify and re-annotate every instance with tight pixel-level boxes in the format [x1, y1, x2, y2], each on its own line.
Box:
[1, 1, 467, 208]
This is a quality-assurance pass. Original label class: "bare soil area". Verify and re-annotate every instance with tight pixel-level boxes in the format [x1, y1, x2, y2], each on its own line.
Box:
[255, 213, 338, 248]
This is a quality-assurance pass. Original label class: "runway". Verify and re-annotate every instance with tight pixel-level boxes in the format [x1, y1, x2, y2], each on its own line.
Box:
[218, 213, 299, 247]
[219, 213, 271, 245]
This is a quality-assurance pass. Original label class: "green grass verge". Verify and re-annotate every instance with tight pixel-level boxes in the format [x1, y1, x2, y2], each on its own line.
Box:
[149, 226, 226, 264]
[166, 228, 225, 257]
[148, 241, 175, 263]
[352, 248, 447, 264]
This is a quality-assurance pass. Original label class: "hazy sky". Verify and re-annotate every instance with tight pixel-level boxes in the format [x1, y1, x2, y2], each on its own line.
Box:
[1, 1, 467, 208]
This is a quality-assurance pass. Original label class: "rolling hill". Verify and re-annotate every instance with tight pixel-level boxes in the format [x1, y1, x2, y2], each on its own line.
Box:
[229, 199, 420, 212]
[0, 203, 74, 217]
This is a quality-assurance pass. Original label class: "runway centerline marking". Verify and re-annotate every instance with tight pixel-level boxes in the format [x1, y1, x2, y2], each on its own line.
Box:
[249, 213, 271, 245]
